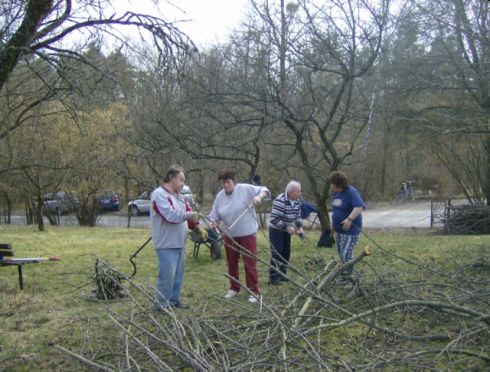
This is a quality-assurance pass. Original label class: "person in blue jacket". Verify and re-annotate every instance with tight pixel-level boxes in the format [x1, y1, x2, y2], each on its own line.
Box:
[328, 171, 366, 283]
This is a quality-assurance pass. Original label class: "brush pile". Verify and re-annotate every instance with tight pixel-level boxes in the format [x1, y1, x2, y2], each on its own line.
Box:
[442, 205, 490, 234]
[58, 245, 490, 370]
[92, 258, 128, 300]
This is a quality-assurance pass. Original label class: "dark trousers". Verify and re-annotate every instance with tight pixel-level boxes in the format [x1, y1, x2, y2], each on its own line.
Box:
[269, 227, 291, 281]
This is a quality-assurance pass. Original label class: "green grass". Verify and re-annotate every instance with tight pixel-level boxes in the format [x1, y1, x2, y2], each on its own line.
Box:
[0, 225, 489, 370]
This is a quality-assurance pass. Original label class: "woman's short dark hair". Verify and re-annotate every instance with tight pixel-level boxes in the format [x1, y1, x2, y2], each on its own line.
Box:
[328, 171, 349, 191]
[218, 170, 236, 183]
[163, 165, 184, 183]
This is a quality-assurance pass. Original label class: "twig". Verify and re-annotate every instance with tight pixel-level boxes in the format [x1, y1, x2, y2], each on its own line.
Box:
[54, 344, 116, 371]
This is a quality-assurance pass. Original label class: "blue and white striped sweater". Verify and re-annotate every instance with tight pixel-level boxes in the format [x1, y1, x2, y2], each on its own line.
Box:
[269, 193, 302, 231]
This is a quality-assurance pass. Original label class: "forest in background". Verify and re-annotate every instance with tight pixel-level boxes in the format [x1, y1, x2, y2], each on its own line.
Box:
[0, 0, 488, 230]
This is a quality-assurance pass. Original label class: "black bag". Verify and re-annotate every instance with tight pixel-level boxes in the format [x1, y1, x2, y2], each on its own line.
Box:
[317, 229, 335, 248]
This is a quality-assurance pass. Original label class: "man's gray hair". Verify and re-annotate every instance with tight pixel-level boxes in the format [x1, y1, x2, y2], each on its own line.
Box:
[163, 165, 184, 183]
[285, 181, 301, 194]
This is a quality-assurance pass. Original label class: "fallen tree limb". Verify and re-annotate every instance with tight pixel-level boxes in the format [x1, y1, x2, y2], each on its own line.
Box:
[302, 299, 489, 336]
[293, 245, 372, 328]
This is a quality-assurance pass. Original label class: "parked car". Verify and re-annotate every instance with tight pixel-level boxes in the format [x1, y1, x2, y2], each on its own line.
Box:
[181, 185, 195, 205]
[128, 185, 195, 216]
[128, 191, 151, 216]
[97, 190, 120, 212]
[42, 191, 80, 215]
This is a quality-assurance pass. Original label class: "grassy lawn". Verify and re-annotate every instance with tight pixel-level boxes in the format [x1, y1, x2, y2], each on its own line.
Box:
[0, 225, 489, 370]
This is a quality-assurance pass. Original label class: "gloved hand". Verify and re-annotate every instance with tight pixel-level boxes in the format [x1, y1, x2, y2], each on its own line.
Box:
[198, 228, 208, 242]
[297, 227, 305, 239]
[185, 211, 199, 223]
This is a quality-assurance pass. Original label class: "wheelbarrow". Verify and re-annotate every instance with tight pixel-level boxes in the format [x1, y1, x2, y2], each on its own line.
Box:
[189, 228, 222, 260]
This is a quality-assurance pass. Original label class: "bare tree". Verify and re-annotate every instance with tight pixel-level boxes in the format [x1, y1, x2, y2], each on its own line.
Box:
[0, 0, 193, 140]
[221, 0, 390, 229]
[128, 44, 268, 198]
[405, 0, 490, 205]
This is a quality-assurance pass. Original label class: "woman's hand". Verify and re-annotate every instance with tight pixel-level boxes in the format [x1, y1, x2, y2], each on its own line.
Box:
[341, 208, 363, 231]
[252, 195, 262, 206]
[341, 218, 352, 231]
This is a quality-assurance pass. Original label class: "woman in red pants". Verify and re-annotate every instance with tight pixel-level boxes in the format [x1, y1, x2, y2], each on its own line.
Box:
[208, 170, 270, 304]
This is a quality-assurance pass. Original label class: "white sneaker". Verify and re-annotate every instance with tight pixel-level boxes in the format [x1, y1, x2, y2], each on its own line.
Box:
[224, 290, 238, 299]
[248, 295, 259, 304]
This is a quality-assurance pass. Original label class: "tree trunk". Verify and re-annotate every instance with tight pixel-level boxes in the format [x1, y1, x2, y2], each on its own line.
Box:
[0, 0, 54, 92]
[198, 169, 204, 206]
[359, 83, 377, 192]
[314, 185, 331, 231]
[484, 137, 490, 206]
[3, 192, 12, 224]
[25, 197, 34, 225]
[249, 145, 260, 182]
[35, 192, 45, 232]
[316, 204, 331, 231]
[279, 0, 287, 99]
[124, 175, 131, 228]
[379, 124, 392, 197]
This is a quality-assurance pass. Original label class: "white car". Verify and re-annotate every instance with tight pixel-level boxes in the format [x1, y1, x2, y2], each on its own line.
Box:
[128, 186, 195, 216]
[128, 191, 151, 216]
[181, 185, 195, 206]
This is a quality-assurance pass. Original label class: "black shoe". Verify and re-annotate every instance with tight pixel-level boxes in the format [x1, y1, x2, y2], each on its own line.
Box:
[268, 279, 281, 285]
[150, 304, 170, 313]
[279, 276, 289, 282]
[172, 302, 190, 309]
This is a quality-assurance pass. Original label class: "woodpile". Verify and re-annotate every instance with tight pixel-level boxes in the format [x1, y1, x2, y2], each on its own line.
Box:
[58, 245, 490, 370]
[443, 205, 490, 234]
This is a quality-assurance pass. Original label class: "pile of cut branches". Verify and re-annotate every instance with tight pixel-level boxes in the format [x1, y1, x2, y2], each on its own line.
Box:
[92, 258, 128, 300]
[443, 205, 490, 234]
[57, 245, 490, 370]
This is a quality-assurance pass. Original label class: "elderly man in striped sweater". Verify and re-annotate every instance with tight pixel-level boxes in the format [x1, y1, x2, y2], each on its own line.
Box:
[268, 181, 304, 285]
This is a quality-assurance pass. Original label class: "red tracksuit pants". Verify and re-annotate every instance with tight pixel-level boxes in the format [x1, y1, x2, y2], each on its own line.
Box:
[224, 234, 260, 294]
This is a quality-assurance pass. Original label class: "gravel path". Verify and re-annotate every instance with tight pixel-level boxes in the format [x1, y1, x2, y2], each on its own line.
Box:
[7, 201, 436, 229]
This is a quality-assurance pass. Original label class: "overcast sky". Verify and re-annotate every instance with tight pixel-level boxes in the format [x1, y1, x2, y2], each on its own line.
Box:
[119, 0, 250, 47]
[170, 0, 250, 46]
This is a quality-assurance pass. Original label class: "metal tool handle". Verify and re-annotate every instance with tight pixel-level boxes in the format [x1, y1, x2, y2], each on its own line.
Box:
[227, 203, 253, 231]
